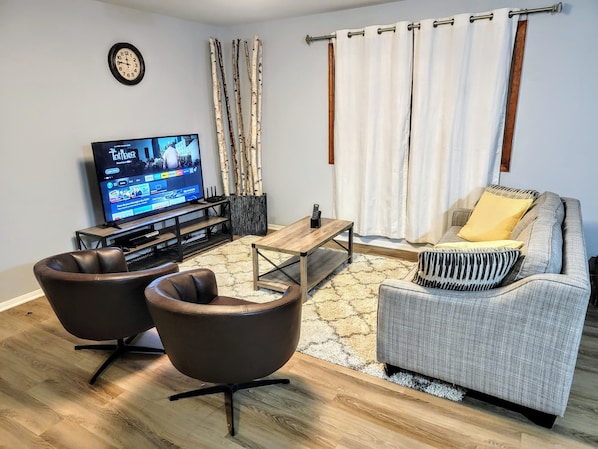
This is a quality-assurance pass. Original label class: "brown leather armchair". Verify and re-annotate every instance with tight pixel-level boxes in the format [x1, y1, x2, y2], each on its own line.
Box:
[144, 268, 302, 436]
[33, 247, 179, 384]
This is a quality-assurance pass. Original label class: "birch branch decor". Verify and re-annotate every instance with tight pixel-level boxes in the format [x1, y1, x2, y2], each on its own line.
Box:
[248, 36, 260, 196]
[215, 39, 240, 195]
[209, 38, 229, 196]
[233, 39, 250, 195]
[209, 36, 263, 197]
[255, 35, 263, 196]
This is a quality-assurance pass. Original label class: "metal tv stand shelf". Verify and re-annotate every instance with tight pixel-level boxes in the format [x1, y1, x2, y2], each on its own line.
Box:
[75, 199, 231, 270]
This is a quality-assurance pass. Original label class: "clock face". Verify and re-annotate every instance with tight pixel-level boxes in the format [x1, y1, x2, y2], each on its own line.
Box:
[108, 43, 145, 85]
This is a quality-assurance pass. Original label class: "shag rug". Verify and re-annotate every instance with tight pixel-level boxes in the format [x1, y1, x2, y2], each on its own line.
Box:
[180, 236, 465, 401]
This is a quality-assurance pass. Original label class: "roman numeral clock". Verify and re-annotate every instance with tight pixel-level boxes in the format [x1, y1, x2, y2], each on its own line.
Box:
[108, 42, 145, 85]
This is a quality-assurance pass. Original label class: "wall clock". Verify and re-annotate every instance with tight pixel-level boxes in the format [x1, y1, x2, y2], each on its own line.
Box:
[108, 42, 145, 85]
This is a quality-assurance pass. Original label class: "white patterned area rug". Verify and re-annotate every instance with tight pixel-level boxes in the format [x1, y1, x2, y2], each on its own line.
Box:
[180, 236, 465, 401]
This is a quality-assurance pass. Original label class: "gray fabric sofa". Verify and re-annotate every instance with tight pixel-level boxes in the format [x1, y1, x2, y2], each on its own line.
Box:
[377, 192, 590, 427]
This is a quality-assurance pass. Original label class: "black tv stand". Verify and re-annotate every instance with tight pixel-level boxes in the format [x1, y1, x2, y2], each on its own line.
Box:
[76, 199, 231, 270]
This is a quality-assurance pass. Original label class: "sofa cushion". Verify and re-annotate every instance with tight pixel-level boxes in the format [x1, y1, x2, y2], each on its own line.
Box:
[437, 225, 468, 244]
[511, 191, 563, 239]
[457, 191, 533, 241]
[413, 247, 521, 291]
[502, 191, 564, 284]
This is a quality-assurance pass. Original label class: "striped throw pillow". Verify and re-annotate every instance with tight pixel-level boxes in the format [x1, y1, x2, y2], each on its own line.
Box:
[413, 247, 521, 291]
[485, 184, 539, 200]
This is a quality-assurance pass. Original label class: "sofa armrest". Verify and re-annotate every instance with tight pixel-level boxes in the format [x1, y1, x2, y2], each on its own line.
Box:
[451, 208, 472, 227]
[376, 273, 589, 416]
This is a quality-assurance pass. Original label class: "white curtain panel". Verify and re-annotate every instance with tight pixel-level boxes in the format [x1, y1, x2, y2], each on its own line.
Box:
[405, 9, 518, 243]
[333, 23, 413, 238]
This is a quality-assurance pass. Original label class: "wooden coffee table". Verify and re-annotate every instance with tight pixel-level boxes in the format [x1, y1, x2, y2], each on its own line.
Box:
[252, 217, 353, 301]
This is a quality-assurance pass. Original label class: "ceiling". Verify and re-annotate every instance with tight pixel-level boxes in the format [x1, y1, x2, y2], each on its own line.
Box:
[93, 0, 401, 26]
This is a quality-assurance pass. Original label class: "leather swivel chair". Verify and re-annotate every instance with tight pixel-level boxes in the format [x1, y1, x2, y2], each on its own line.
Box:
[33, 247, 179, 384]
[144, 268, 302, 436]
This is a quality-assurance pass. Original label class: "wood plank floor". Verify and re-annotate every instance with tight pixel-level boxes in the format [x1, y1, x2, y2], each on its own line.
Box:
[1, 261, 597, 447]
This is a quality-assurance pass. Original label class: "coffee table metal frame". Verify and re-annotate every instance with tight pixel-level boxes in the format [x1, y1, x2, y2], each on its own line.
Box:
[251, 217, 354, 301]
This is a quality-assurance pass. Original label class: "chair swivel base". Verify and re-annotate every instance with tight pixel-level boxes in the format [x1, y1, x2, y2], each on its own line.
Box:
[170, 378, 290, 436]
[75, 335, 165, 385]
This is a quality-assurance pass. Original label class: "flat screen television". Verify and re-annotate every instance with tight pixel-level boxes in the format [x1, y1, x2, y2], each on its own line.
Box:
[91, 133, 205, 225]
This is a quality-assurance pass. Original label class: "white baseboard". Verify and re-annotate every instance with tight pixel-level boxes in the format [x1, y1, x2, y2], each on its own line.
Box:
[0, 289, 43, 312]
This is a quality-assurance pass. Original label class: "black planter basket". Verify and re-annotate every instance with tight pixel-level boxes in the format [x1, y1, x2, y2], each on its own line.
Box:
[229, 194, 268, 236]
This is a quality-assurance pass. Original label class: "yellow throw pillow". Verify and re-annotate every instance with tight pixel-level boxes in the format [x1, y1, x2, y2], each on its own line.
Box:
[435, 240, 524, 249]
[457, 191, 533, 241]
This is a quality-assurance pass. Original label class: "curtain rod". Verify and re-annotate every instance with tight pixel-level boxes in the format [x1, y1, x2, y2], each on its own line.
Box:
[305, 2, 562, 44]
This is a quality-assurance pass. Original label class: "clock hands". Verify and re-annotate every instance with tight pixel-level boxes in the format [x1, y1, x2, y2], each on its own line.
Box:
[117, 55, 138, 69]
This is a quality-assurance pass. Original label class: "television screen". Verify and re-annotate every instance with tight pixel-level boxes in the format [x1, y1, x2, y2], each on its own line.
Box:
[91, 134, 204, 224]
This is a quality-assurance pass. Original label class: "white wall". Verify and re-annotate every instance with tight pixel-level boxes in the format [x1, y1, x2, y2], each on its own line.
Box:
[2, 0, 598, 305]
[0, 0, 222, 301]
